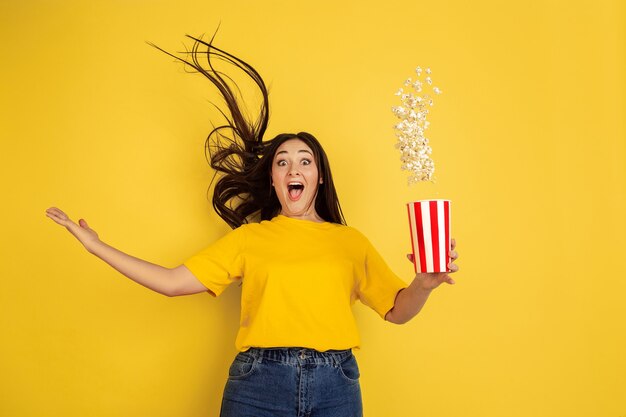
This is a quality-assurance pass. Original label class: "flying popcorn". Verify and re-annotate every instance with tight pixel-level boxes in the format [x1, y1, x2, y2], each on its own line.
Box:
[392, 67, 442, 184]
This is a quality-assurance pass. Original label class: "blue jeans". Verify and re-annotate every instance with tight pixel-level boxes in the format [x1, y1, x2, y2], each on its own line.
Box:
[220, 347, 363, 417]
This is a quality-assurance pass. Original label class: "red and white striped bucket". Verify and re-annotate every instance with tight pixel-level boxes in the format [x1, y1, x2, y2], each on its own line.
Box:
[407, 200, 451, 273]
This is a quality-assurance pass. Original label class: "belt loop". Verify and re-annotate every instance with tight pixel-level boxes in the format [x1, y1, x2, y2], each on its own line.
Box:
[249, 348, 262, 363]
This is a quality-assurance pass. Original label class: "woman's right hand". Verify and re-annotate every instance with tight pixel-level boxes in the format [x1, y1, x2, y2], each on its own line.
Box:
[45, 207, 207, 296]
[45, 207, 100, 251]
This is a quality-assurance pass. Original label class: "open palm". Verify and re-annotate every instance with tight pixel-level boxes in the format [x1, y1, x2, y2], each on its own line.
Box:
[45, 207, 100, 249]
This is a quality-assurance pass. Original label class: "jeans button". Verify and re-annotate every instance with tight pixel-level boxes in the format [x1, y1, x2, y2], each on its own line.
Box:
[299, 352, 306, 360]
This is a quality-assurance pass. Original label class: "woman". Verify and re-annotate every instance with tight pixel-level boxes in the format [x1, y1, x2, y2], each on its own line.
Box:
[46, 34, 459, 417]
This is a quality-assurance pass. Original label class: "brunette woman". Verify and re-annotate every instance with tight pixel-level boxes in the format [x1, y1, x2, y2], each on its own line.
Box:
[46, 34, 458, 417]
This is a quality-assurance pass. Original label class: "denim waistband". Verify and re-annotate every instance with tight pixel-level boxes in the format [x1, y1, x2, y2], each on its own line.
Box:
[244, 347, 352, 366]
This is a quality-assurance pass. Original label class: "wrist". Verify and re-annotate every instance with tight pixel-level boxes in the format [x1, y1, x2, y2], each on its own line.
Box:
[84, 238, 104, 254]
[411, 275, 434, 293]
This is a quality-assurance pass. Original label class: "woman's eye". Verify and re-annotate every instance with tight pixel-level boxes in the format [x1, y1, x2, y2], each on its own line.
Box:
[277, 160, 287, 166]
[301, 159, 311, 165]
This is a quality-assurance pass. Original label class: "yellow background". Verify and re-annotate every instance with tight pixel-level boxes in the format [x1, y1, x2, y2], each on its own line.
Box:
[1, 0, 624, 416]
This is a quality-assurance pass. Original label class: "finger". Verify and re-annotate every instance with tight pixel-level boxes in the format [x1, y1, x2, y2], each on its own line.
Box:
[46, 212, 65, 225]
[46, 207, 65, 219]
[406, 253, 415, 263]
[447, 262, 459, 273]
[78, 219, 90, 229]
[45, 209, 71, 225]
[449, 250, 459, 260]
[437, 273, 455, 284]
[451, 238, 456, 250]
[432, 273, 454, 286]
[46, 207, 65, 215]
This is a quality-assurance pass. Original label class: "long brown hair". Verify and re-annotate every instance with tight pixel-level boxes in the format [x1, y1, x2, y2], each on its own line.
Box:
[150, 33, 346, 229]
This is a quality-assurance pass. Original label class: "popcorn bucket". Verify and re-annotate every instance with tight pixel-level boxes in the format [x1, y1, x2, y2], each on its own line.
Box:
[407, 200, 451, 273]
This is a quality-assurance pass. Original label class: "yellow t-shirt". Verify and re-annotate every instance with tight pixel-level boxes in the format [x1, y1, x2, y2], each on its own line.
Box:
[183, 214, 407, 352]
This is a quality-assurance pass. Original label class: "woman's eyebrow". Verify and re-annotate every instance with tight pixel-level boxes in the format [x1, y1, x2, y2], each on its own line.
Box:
[275, 149, 313, 156]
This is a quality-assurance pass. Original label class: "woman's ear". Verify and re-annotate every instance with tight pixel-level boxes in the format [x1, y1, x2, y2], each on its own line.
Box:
[319, 177, 323, 184]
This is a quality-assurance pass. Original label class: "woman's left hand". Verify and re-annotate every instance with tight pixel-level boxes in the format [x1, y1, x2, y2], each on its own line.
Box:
[406, 238, 459, 291]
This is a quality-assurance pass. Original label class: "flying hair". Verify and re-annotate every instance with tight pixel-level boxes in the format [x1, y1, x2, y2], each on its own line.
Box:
[149, 30, 345, 228]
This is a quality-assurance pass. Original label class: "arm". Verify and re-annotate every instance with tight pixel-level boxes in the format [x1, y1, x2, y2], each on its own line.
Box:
[45, 207, 208, 297]
[385, 239, 459, 324]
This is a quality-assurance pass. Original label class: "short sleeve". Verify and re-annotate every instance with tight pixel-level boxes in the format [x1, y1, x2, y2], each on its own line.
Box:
[183, 227, 246, 297]
[357, 238, 407, 319]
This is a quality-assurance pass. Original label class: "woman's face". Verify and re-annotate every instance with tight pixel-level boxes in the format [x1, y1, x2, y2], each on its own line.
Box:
[271, 138, 323, 222]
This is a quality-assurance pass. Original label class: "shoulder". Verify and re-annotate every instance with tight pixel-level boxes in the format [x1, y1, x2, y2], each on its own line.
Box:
[209, 223, 249, 248]
[338, 224, 365, 237]
[332, 225, 371, 246]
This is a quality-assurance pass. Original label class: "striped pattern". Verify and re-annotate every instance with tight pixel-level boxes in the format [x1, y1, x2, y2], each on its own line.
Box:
[407, 200, 451, 273]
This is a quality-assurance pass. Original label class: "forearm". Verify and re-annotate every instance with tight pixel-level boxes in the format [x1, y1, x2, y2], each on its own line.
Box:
[46, 208, 182, 296]
[385, 278, 432, 324]
[86, 240, 174, 296]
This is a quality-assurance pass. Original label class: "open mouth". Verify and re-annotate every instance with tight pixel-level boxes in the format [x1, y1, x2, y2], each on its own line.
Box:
[287, 182, 304, 200]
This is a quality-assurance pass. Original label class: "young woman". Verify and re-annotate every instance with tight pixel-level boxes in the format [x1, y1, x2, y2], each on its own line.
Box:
[46, 35, 459, 417]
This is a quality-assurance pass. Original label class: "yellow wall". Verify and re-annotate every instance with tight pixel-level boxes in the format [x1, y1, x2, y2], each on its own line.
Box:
[1, 1, 624, 416]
